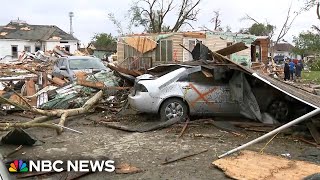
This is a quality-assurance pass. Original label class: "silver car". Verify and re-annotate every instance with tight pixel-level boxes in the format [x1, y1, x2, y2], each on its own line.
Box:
[128, 65, 296, 121]
[129, 66, 242, 121]
[52, 56, 109, 81]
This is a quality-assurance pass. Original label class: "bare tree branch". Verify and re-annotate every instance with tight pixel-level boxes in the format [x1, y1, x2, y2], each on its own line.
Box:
[240, 14, 260, 24]
[312, 25, 320, 33]
[108, 13, 124, 35]
[171, 0, 201, 32]
[317, 2, 320, 20]
[210, 10, 222, 31]
[275, 5, 299, 44]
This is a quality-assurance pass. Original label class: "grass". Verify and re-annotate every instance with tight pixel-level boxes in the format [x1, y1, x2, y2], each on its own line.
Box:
[302, 71, 320, 84]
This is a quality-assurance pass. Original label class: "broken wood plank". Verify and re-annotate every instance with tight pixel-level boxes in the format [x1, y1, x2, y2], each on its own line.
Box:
[210, 121, 244, 136]
[4, 145, 23, 158]
[162, 149, 208, 165]
[216, 42, 248, 56]
[297, 137, 320, 147]
[213, 150, 320, 180]
[177, 118, 189, 138]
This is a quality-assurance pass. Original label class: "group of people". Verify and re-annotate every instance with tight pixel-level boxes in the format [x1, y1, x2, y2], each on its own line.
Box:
[284, 59, 304, 81]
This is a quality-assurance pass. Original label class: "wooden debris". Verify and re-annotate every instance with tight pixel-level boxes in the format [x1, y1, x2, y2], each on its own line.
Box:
[52, 77, 67, 86]
[115, 163, 142, 174]
[177, 118, 189, 138]
[101, 117, 182, 133]
[306, 122, 320, 144]
[0, 90, 103, 134]
[213, 150, 320, 180]
[162, 149, 208, 165]
[210, 121, 244, 136]
[4, 145, 23, 158]
[298, 137, 320, 147]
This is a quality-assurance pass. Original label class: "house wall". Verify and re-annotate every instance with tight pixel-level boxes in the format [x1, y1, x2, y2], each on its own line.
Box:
[117, 32, 263, 68]
[45, 40, 78, 53]
[0, 39, 78, 59]
[0, 39, 37, 58]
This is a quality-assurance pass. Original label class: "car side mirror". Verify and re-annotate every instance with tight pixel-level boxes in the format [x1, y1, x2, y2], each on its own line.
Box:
[60, 66, 67, 70]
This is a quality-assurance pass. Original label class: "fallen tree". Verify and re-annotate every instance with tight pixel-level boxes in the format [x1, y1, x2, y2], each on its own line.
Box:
[0, 90, 103, 134]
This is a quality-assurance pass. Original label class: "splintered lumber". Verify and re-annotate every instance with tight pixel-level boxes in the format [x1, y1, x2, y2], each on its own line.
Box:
[0, 90, 103, 134]
[162, 149, 208, 165]
[177, 119, 189, 138]
[4, 145, 23, 158]
[213, 150, 320, 180]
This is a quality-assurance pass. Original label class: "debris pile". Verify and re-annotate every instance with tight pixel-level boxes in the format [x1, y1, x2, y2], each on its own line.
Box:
[0, 54, 133, 135]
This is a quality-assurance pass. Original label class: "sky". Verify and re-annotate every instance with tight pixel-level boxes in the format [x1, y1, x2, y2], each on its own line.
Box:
[0, 0, 318, 45]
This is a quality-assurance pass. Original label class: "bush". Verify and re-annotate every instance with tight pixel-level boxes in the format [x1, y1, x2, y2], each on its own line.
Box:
[310, 59, 320, 71]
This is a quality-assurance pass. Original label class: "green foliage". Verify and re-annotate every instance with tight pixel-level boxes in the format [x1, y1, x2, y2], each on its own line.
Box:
[310, 59, 320, 71]
[293, 32, 320, 57]
[247, 23, 275, 36]
[91, 33, 116, 48]
[302, 70, 320, 83]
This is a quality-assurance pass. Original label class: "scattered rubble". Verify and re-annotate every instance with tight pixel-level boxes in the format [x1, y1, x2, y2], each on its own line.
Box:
[0, 39, 319, 179]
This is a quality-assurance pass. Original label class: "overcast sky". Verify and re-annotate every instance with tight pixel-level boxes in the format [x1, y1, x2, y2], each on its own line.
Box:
[0, 0, 318, 45]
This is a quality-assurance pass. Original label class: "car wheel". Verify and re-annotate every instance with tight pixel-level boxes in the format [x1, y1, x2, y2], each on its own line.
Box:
[160, 98, 188, 121]
[267, 100, 290, 122]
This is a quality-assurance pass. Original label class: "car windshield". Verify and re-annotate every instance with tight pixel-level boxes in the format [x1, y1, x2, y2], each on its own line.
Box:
[69, 58, 107, 70]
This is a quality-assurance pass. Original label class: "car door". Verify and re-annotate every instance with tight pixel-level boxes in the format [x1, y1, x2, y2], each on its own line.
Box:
[209, 67, 240, 115]
[178, 71, 219, 115]
[178, 68, 240, 116]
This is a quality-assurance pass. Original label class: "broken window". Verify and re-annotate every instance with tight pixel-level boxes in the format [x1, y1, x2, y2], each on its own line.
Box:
[35, 46, 41, 52]
[24, 46, 31, 52]
[156, 40, 173, 62]
[11, 45, 18, 58]
[189, 71, 214, 85]
[65, 45, 70, 52]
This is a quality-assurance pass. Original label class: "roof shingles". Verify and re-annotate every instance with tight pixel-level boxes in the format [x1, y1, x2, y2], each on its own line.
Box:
[0, 22, 77, 41]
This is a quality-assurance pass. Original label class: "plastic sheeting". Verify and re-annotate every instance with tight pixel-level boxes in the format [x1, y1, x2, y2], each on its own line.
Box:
[229, 71, 262, 121]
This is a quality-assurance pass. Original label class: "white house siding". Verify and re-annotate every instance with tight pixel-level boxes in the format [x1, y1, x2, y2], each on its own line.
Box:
[45, 40, 78, 54]
[0, 39, 78, 58]
[0, 39, 36, 58]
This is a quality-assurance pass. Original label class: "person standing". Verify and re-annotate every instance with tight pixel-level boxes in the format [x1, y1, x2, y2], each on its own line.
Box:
[296, 60, 303, 80]
[284, 60, 290, 81]
[289, 59, 295, 81]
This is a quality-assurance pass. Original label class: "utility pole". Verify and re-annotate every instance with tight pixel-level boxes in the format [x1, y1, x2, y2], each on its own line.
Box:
[69, 12, 74, 36]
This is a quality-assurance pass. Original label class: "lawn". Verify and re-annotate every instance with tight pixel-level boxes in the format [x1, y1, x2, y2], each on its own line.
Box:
[302, 71, 320, 84]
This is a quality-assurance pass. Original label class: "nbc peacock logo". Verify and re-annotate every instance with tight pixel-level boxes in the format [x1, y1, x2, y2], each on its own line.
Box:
[8, 160, 28, 173]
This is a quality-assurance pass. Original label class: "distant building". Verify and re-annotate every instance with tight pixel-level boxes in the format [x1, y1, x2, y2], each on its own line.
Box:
[271, 43, 300, 59]
[87, 42, 117, 60]
[0, 20, 78, 59]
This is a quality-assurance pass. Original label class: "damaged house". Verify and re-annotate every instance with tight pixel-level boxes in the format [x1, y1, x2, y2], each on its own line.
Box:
[0, 19, 78, 59]
[117, 31, 269, 69]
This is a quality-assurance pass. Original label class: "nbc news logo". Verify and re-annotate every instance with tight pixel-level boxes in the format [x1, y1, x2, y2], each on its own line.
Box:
[7, 159, 115, 173]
